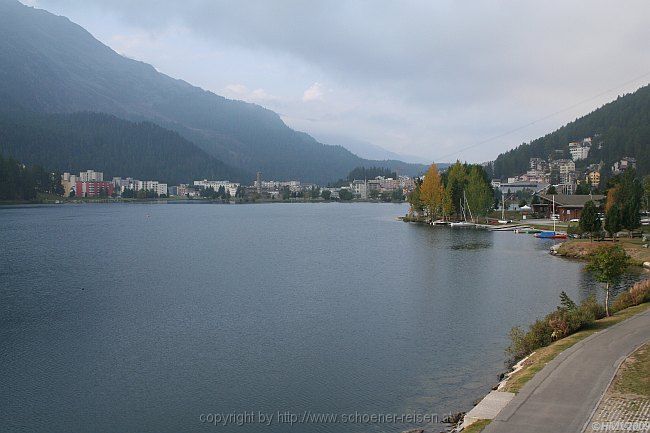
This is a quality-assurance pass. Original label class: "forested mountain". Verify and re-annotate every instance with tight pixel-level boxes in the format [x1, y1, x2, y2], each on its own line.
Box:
[492, 84, 650, 179]
[0, 111, 239, 185]
[0, 0, 424, 184]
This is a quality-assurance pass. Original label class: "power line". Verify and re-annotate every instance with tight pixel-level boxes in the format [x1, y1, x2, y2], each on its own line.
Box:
[433, 71, 650, 162]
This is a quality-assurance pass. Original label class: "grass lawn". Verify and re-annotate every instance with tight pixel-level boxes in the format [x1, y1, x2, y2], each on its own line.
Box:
[613, 343, 650, 396]
[503, 302, 650, 393]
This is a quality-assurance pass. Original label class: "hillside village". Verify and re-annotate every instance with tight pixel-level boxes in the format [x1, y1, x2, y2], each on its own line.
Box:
[491, 135, 637, 197]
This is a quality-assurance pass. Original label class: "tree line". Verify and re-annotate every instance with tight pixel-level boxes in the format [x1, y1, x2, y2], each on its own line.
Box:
[579, 168, 645, 238]
[0, 154, 63, 201]
[408, 161, 493, 221]
[490, 83, 650, 180]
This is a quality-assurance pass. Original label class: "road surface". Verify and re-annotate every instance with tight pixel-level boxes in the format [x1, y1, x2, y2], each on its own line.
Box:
[483, 308, 650, 433]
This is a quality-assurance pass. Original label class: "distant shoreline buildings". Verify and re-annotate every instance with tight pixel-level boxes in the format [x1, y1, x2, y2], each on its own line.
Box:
[59, 169, 414, 201]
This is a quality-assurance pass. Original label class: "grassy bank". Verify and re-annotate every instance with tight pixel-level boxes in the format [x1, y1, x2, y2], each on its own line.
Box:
[502, 301, 649, 393]
[555, 239, 650, 266]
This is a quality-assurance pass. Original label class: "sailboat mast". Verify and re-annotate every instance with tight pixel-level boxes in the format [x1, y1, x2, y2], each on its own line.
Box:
[552, 194, 556, 232]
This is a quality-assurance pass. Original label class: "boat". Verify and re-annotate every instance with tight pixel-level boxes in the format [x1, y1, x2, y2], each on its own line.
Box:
[432, 219, 449, 226]
[515, 228, 542, 234]
[450, 191, 476, 228]
[450, 221, 475, 228]
[534, 195, 567, 239]
[535, 231, 568, 239]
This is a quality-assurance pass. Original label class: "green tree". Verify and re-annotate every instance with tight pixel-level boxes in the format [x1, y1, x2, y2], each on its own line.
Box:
[368, 189, 380, 200]
[547, 185, 557, 195]
[465, 165, 493, 220]
[579, 200, 601, 241]
[445, 161, 468, 218]
[604, 203, 622, 238]
[617, 169, 642, 231]
[321, 189, 331, 200]
[575, 183, 590, 195]
[338, 189, 353, 201]
[391, 189, 404, 202]
[586, 245, 630, 317]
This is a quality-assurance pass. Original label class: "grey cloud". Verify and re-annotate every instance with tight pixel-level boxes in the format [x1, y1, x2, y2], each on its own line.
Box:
[27, 0, 650, 161]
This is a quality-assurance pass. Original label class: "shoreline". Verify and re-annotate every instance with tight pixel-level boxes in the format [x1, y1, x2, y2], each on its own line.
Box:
[455, 299, 650, 432]
[0, 198, 408, 206]
[399, 218, 649, 432]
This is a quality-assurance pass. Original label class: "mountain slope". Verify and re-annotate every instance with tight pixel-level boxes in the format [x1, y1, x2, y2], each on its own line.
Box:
[0, 111, 240, 185]
[0, 0, 424, 183]
[492, 84, 650, 179]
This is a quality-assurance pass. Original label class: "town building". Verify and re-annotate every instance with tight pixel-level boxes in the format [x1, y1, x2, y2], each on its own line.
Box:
[177, 184, 199, 197]
[350, 180, 368, 199]
[194, 179, 239, 196]
[529, 157, 547, 172]
[75, 180, 114, 197]
[586, 170, 601, 185]
[499, 181, 549, 194]
[531, 194, 605, 221]
[61, 172, 78, 196]
[79, 169, 103, 182]
[550, 159, 576, 175]
[568, 138, 591, 161]
[611, 157, 636, 175]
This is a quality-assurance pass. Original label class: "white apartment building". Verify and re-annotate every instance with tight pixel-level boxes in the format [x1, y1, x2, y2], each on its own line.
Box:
[79, 169, 103, 182]
[350, 180, 368, 199]
[193, 179, 239, 196]
[569, 142, 590, 161]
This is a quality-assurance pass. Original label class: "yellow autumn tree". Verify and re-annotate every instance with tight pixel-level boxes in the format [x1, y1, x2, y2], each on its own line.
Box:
[420, 163, 445, 218]
[605, 185, 620, 213]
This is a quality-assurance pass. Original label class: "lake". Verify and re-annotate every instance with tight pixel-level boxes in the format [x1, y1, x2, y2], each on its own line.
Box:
[0, 203, 638, 433]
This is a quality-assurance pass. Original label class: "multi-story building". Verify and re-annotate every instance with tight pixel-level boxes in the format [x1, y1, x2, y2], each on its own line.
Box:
[177, 184, 199, 197]
[75, 180, 114, 197]
[586, 170, 601, 185]
[61, 172, 79, 196]
[529, 157, 547, 172]
[79, 170, 103, 182]
[350, 180, 367, 199]
[550, 159, 576, 176]
[568, 139, 591, 161]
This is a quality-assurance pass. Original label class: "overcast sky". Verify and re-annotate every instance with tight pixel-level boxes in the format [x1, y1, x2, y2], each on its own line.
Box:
[23, 0, 650, 163]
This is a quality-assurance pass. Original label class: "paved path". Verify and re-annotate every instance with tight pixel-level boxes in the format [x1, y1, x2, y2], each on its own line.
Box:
[483, 309, 650, 433]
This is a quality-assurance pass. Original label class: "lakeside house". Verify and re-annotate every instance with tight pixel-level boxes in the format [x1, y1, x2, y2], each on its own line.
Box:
[531, 194, 605, 221]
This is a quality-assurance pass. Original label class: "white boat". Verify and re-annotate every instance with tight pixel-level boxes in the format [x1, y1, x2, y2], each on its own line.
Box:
[450, 191, 476, 228]
[432, 219, 449, 226]
[450, 221, 475, 227]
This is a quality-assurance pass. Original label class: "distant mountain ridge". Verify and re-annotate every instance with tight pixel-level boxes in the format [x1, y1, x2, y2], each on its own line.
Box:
[491, 84, 650, 179]
[0, 111, 239, 185]
[0, 0, 425, 183]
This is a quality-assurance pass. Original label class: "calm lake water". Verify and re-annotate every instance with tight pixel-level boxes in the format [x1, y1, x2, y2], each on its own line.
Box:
[0, 203, 642, 433]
